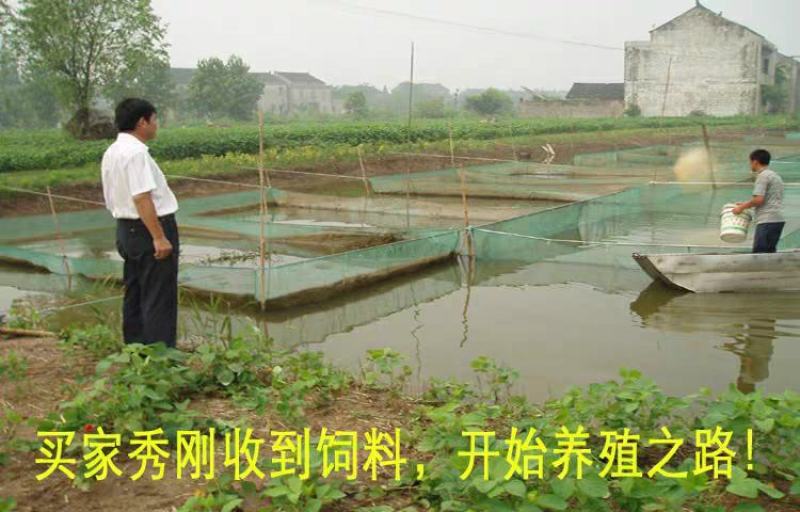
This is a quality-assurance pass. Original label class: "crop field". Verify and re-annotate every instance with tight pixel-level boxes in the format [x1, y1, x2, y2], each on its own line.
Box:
[2, 116, 796, 173]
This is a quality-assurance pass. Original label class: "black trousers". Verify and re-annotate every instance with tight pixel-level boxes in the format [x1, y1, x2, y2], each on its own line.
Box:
[752, 222, 785, 254]
[115, 214, 179, 347]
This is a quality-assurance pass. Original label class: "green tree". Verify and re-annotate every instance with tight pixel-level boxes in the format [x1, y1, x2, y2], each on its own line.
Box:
[465, 88, 513, 117]
[0, 37, 59, 128]
[344, 91, 368, 118]
[10, 0, 167, 137]
[761, 65, 790, 114]
[105, 57, 176, 116]
[416, 97, 447, 118]
[187, 55, 263, 120]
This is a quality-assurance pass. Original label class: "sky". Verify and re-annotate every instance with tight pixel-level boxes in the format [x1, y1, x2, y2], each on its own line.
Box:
[152, 0, 800, 91]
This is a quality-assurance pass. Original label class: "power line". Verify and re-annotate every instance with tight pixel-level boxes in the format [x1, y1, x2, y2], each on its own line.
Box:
[316, 0, 623, 52]
[315, 1, 782, 66]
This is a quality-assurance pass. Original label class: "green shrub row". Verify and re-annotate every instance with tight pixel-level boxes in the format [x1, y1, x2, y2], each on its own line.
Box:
[1, 116, 796, 173]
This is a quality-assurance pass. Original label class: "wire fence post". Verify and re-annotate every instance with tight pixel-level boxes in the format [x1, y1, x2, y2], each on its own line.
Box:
[458, 165, 474, 258]
[701, 123, 717, 189]
[357, 145, 371, 196]
[448, 122, 456, 167]
[46, 186, 72, 289]
[257, 110, 268, 309]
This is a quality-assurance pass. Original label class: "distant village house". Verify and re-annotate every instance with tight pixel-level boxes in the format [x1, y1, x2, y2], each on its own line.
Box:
[519, 83, 625, 118]
[257, 72, 335, 116]
[625, 1, 800, 116]
[169, 68, 335, 116]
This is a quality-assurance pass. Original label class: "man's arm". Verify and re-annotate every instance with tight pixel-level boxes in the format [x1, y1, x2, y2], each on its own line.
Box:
[733, 195, 764, 215]
[133, 192, 173, 260]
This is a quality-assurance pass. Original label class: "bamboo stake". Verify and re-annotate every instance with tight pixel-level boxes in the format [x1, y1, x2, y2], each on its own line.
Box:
[405, 163, 411, 230]
[357, 145, 371, 196]
[508, 124, 519, 162]
[404, 42, 415, 229]
[661, 55, 673, 117]
[46, 186, 72, 289]
[458, 166, 473, 258]
[701, 123, 717, 189]
[257, 111, 268, 310]
[407, 42, 415, 129]
[448, 123, 456, 167]
[258, 111, 271, 188]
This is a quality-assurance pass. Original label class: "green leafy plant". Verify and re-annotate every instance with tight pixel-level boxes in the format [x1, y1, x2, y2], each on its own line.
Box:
[0, 497, 16, 512]
[43, 343, 204, 437]
[5, 301, 45, 330]
[60, 324, 123, 359]
[470, 356, 519, 403]
[362, 348, 412, 391]
[262, 474, 347, 512]
[0, 350, 27, 382]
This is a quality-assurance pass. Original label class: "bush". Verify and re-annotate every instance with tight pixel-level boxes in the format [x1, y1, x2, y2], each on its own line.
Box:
[624, 104, 642, 117]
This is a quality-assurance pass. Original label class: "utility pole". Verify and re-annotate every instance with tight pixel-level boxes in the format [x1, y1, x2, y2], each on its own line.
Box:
[407, 42, 415, 128]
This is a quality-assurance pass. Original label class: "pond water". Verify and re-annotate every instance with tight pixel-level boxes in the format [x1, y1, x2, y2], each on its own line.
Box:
[1, 257, 798, 403]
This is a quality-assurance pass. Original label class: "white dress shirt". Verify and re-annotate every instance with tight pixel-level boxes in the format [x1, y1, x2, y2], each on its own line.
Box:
[101, 132, 178, 219]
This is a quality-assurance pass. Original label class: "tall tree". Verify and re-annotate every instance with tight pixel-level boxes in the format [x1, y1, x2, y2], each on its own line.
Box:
[465, 88, 514, 118]
[187, 55, 263, 120]
[11, 0, 167, 138]
[105, 56, 176, 115]
[344, 91, 368, 118]
[0, 34, 59, 128]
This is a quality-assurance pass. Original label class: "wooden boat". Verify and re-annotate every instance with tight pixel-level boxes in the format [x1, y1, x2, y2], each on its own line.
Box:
[632, 250, 800, 293]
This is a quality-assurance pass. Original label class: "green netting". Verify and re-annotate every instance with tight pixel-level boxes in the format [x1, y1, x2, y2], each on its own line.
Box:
[472, 183, 800, 272]
[253, 231, 459, 305]
[0, 183, 465, 306]
[574, 142, 800, 175]
[5, 139, 800, 307]
[369, 161, 674, 202]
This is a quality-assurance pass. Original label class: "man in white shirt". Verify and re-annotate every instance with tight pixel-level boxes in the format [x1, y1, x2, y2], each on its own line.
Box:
[102, 98, 180, 347]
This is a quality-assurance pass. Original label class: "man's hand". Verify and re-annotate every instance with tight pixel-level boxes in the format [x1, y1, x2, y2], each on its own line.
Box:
[153, 236, 173, 260]
[732, 203, 746, 215]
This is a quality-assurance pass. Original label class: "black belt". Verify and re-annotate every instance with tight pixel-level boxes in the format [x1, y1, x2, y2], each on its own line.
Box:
[117, 213, 176, 226]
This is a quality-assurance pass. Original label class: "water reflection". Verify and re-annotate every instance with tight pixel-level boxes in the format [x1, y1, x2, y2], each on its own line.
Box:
[724, 319, 776, 393]
[629, 283, 796, 393]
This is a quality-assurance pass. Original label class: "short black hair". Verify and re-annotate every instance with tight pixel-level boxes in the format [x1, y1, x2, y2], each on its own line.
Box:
[115, 98, 157, 132]
[749, 149, 771, 166]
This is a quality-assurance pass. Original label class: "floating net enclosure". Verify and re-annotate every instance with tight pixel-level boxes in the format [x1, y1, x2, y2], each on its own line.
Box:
[368, 161, 677, 202]
[3, 136, 799, 309]
[472, 182, 800, 273]
[0, 186, 463, 307]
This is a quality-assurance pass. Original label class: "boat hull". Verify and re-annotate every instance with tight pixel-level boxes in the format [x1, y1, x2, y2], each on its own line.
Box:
[632, 250, 800, 293]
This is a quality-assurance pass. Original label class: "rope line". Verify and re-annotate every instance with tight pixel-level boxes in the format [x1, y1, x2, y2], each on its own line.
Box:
[166, 174, 264, 189]
[474, 227, 741, 250]
[649, 180, 800, 186]
[239, 166, 365, 180]
[0, 186, 105, 206]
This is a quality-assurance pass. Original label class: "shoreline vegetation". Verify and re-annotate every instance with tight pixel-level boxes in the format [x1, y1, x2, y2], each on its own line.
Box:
[1, 318, 798, 512]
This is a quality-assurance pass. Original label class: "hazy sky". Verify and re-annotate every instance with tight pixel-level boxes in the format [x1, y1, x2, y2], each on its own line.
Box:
[153, 0, 799, 91]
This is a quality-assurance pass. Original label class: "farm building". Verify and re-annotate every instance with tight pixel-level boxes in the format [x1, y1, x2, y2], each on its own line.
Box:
[169, 68, 335, 116]
[519, 82, 625, 118]
[625, 1, 800, 116]
[257, 71, 335, 116]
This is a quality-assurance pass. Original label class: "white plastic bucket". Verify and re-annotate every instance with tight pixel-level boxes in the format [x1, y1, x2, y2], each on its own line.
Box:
[720, 203, 752, 243]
